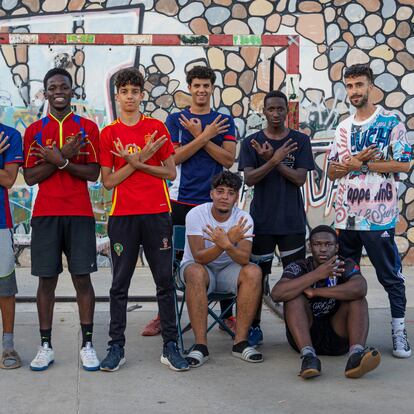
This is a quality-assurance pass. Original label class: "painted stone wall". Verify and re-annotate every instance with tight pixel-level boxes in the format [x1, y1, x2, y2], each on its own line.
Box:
[1, 0, 414, 263]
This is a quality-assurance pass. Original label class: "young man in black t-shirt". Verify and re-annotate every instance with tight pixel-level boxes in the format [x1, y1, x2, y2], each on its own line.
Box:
[239, 90, 315, 347]
[271, 225, 381, 379]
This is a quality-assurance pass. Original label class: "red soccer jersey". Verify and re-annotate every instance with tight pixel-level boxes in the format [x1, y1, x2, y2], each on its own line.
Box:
[99, 115, 174, 216]
[24, 112, 99, 217]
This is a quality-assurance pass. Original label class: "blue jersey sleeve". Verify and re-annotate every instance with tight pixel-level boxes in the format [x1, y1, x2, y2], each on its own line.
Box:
[4, 128, 23, 164]
[223, 116, 237, 142]
[165, 114, 180, 145]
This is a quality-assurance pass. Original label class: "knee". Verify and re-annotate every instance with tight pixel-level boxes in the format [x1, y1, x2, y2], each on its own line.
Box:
[239, 264, 262, 287]
[38, 277, 58, 293]
[284, 294, 308, 314]
[72, 275, 93, 294]
[348, 297, 368, 309]
[184, 264, 209, 287]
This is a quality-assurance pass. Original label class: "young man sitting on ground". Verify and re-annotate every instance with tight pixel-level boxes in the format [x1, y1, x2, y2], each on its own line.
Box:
[271, 225, 381, 379]
[180, 171, 263, 367]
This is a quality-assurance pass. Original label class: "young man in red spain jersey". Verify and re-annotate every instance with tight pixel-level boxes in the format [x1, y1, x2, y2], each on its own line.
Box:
[23, 68, 100, 371]
[99, 68, 189, 372]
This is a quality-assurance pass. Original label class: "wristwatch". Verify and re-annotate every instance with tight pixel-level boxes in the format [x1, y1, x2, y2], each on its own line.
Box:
[360, 161, 369, 174]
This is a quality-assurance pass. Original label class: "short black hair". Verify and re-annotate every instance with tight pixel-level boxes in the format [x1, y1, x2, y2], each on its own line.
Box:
[264, 90, 288, 108]
[186, 65, 216, 86]
[344, 64, 374, 83]
[211, 171, 242, 192]
[114, 67, 144, 91]
[43, 68, 72, 90]
[309, 225, 338, 243]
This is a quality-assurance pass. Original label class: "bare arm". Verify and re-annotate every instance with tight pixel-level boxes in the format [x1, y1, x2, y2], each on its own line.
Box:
[327, 162, 349, 181]
[367, 160, 411, 174]
[307, 274, 367, 301]
[0, 163, 20, 189]
[188, 234, 225, 265]
[223, 239, 252, 266]
[23, 163, 57, 186]
[276, 165, 307, 187]
[101, 164, 136, 191]
[133, 155, 176, 180]
[204, 140, 236, 169]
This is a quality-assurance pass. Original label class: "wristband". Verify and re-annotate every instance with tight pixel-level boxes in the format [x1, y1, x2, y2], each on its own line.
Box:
[58, 159, 69, 169]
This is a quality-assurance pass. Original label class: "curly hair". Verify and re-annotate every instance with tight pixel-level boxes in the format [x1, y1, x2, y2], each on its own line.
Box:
[309, 225, 338, 243]
[43, 68, 72, 90]
[186, 65, 216, 86]
[344, 64, 374, 83]
[211, 171, 242, 192]
[114, 68, 144, 90]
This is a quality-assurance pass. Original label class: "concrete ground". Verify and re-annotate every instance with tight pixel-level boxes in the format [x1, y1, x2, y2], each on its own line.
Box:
[1, 266, 414, 414]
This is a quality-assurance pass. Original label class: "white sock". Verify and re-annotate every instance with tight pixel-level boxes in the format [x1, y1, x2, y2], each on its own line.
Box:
[392, 318, 405, 333]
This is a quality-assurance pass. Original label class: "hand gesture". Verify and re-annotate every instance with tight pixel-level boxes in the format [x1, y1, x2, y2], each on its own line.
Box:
[31, 142, 66, 167]
[251, 139, 274, 161]
[0, 132, 10, 154]
[61, 131, 85, 159]
[315, 255, 344, 280]
[271, 139, 298, 165]
[202, 115, 230, 141]
[342, 154, 363, 172]
[329, 160, 350, 175]
[111, 138, 141, 167]
[179, 115, 202, 138]
[227, 216, 253, 244]
[203, 225, 232, 250]
[139, 130, 167, 163]
[355, 145, 381, 162]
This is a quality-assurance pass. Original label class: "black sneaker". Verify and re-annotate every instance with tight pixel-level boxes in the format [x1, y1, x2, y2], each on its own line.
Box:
[300, 354, 321, 379]
[160, 341, 189, 372]
[345, 347, 381, 378]
[100, 344, 125, 372]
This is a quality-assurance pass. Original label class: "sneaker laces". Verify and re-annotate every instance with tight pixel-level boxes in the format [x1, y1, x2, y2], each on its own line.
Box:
[393, 330, 409, 350]
[81, 343, 98, 362]
[34, 346, 51, 364]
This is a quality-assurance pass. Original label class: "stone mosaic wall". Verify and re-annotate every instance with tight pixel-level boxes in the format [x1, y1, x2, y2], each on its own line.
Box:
[1, 0, 414, 262]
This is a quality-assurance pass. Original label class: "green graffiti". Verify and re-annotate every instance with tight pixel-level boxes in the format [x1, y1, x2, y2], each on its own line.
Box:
[233, 35, 261, 46]
[67, 34, 95, 44]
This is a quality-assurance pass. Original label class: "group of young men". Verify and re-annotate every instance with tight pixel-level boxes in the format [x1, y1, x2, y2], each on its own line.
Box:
[0, 63, 411, 380]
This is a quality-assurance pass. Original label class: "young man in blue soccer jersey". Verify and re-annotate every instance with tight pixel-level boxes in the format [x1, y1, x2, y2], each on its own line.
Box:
[142, 65, 238, 336]
[328, 64, 412, 358]
[239, 90, 315, 347]
[272, 225, 381, 380]
[0, 124, 23, 369]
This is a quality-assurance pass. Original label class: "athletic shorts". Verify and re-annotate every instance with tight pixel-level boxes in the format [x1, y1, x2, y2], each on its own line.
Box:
[251, 233, 306, 271]
[31, 216, 97, 277]
[180, 260, 241, 295]
[286, 315, 349, 356]
[0, 229, 18, 297]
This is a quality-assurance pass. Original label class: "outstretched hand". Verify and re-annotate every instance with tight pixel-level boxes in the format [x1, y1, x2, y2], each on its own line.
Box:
[227, 216, 253, 244]
[203, 224, 232, 250]
[251, 139, 274, 161]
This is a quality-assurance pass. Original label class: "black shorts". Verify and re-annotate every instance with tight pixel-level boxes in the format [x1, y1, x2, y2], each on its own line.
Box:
[286, 315, 349, 356]
[171, 201, 195, 226]
[251, 233, 306, 271]
[31, 216, 97, 277]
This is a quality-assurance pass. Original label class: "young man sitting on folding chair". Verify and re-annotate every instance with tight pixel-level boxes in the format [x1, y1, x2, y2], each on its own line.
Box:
[179, 171, 263, 367]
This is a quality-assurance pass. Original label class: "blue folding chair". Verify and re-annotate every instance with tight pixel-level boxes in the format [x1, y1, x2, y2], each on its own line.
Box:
[172, 225, 236, 354]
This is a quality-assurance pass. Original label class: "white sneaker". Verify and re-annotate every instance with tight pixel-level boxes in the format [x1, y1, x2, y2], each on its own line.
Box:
[392, 329, 412, 358]
[80, 342, 100, 371]
[30, 343, 54, 371]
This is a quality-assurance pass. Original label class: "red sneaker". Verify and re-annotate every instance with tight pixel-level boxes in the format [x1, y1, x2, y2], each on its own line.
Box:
[219, 316, 236, 334]
[141, 314, 161, 336]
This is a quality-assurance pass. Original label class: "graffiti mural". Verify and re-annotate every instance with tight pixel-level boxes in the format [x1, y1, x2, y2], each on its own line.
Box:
[1, 0, 413, 262]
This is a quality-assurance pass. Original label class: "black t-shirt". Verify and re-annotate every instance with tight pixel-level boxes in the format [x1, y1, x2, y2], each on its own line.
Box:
[238, 129, 315, 235]
[281, 257, 361, 317]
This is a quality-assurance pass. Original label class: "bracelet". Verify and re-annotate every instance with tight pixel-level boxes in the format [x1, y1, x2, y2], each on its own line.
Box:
[58, 159, 69, 170]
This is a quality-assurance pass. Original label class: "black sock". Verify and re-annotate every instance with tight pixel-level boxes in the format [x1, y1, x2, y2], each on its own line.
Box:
[193, 344, 209, 357]
[232, 340, 249, 353]
[40, 329, 52, 348]
[81, 323, 93, 347]
[220, 299, 233, 319]
[251, 319, 261, 328]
